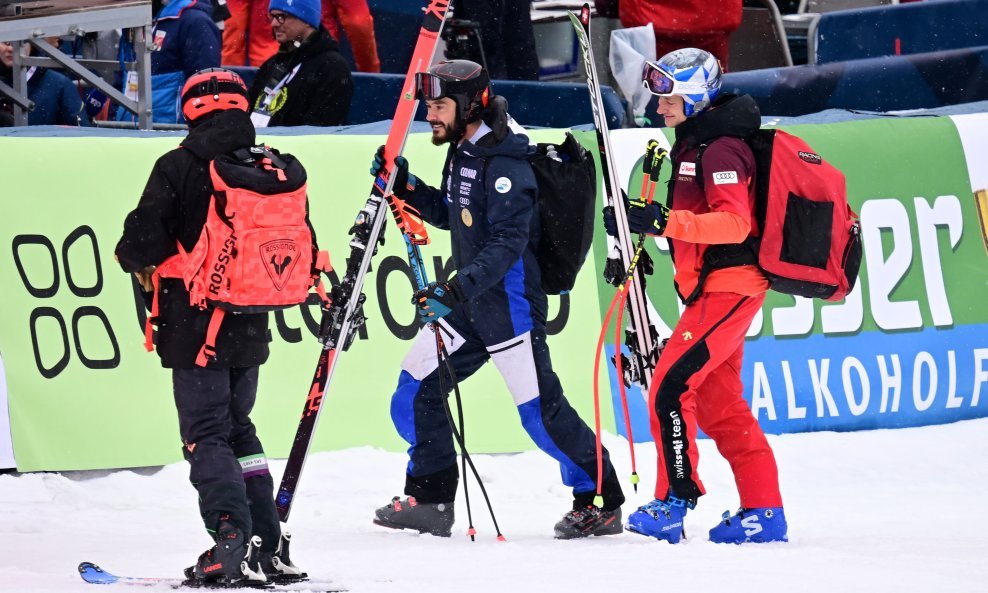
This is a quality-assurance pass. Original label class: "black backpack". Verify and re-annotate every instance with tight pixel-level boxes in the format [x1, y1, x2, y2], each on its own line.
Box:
[530, 132, 598, 295]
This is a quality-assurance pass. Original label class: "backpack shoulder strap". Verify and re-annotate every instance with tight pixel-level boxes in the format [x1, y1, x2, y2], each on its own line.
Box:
[693, 142, 710, 191]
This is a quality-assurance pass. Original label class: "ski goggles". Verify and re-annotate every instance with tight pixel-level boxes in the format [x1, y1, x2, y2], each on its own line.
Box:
[641, 61, 709, 96]
[415, 72, 448, 101]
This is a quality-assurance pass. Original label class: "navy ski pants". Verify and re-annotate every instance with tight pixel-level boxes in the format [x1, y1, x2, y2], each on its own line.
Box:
[173, 366, 280, 551]
[389, 313, 625, 510]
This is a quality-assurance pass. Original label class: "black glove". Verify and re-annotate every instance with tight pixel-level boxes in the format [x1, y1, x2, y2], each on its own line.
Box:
[601, 191, 630, 238]
[602, 206, 618, 238]
[628, 199, 670, 235]
[637, 248, 654, 278]
[412, 278, 465, 324]
[603, 256, 624, 287]
[370, 145, 416, 197]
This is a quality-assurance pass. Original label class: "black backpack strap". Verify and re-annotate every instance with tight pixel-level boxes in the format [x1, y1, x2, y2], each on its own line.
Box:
[693, 143, 710, 191]
[229, 145, 288, 170]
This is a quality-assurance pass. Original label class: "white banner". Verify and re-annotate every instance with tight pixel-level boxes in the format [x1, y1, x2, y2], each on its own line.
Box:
[0, 352, 15, 469]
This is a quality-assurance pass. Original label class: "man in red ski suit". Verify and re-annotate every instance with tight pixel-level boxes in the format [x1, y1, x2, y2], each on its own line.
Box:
[614, 48, 788, 544]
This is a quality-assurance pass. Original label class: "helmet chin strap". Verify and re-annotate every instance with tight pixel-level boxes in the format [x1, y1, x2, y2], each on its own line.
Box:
[447, 112, 468, 144]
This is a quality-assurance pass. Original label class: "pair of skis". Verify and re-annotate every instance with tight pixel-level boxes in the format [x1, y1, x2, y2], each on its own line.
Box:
[568, 5, 665, 498]
[276, 0, 501, 540]
[275, 0, 451, 523]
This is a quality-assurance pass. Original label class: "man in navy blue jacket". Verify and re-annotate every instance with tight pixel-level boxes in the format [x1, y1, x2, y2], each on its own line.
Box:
[369, 60, 626, 539]
[117, 0, 221, 124]
[0, 41, 89, 126]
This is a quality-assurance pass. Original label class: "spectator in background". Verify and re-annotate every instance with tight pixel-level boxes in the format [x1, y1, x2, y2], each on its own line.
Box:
[0, 41, 90, 126]
[119, 0, 221, 124]
[620, 0, 743, 70]
[222, 0, 278, 66]
[455, 0, 539, 80]
[248, 0, 353, 127]
[321, 0, 381, 72]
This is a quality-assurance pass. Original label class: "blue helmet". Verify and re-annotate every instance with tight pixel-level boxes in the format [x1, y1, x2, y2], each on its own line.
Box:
[642, 48, 722, 117]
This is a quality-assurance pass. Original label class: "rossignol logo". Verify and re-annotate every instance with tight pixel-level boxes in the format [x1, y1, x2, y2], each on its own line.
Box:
[261, 239, 299, 291]
[670, 410, 685, 478]
[798, 151, 822, 165]
[208, 236, 237, 296]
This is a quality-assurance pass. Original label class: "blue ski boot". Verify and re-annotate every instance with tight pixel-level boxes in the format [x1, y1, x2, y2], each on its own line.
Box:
[626, 496, 693, 543]
[709, 507, 788, 544]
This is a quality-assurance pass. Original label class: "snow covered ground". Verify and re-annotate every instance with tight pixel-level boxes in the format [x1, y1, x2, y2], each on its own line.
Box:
[2, 419, 986, 593]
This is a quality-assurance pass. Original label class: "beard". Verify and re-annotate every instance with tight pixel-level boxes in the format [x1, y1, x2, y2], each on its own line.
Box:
[430, 118, 464, 146]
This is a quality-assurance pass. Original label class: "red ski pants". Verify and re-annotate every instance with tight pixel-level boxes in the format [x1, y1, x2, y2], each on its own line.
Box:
[222, 0, 279, 67]
[647, 291, 782, 508]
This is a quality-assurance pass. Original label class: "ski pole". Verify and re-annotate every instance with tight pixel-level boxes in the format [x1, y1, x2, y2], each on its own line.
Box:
[619, 142, 666, 484]
[570, 1, 663, 501]
[592, 141, 667, 500]
[384, 167, 503, 541]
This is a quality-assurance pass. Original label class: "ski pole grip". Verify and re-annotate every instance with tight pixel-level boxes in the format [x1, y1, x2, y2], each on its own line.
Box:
[642, 140, 658, 176]
[649, 146, 667, 183]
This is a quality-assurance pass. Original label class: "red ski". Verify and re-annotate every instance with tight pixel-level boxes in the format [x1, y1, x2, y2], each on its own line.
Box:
[276, 0, 452, 523]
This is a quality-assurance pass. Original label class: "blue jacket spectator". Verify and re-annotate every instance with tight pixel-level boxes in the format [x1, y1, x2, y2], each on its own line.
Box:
[1, 41, 90, 126]
[118, 0, 221, 124]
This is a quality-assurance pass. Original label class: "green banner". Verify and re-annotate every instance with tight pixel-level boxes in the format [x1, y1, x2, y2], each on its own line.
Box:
[4, 113, 987, 471]
[0, 129, 609, 471]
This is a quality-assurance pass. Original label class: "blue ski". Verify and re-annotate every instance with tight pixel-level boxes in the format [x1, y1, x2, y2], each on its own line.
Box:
[78, 562, 345, 591]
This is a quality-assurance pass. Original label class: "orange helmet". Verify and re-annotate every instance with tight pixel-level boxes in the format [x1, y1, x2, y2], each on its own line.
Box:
[181, 68, 250, 123]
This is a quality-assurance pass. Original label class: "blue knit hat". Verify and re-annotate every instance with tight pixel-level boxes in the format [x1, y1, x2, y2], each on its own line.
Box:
[268, 0, 321, 29]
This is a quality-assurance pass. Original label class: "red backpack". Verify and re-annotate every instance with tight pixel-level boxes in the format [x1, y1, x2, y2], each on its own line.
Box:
[699, 129, 862, 302]
[147, 146, 331, 366]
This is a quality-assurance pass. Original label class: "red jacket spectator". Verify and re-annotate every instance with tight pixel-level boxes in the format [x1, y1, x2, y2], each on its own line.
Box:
[222, 0, 279, 67]
[223, 0, 379, 72]
[321, 0, 380, 73]
[620, 0, 742, 69]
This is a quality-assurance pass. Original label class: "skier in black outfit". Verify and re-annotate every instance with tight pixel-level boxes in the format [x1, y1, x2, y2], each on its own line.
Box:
[369, 60, 625, 539]
[247, 0, 353, 127]
[115, 68, 305, 586]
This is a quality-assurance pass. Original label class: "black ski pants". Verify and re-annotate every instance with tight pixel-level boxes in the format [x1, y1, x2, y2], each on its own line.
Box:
[173, 366, 280, 552]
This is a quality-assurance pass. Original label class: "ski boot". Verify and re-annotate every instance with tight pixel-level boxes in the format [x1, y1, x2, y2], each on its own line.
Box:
[709, 507, 788, 544]
[373, 496, 454, 537]
[184, 519, 266, 587]
[554, 505, 623, 539]
[626, 495, 693, 544]
[261, 530, 308, 583]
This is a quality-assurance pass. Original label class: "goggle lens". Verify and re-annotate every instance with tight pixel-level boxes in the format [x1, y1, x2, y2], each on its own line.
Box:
[415, 72, 446, 100]
[642, 62, 676, 96]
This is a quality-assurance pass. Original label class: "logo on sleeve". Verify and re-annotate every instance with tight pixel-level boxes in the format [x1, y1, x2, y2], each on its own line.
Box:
[494, 177, 512, 193]
[712, 171, 739, 185]
[679, 162, 696, 176]
[798, 151, 822, 165]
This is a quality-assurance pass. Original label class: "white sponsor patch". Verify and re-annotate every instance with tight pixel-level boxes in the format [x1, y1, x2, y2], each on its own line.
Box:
[712, 171, 739, 185]
[494, 177, 512, 193]
[679, 162, 696, 176]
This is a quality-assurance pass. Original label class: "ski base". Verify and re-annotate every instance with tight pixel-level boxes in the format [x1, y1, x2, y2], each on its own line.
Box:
[78, 562, 345, 592]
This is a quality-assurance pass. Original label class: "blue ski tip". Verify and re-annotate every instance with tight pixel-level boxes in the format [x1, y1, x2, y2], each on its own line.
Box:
[79, 562, 120, 584]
